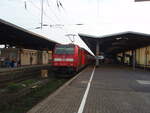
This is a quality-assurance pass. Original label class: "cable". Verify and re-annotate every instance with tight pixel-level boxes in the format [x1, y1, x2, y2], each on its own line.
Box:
[28, 0, 58, 24]
[41, 0, 44, 29]
[47, 0, 73, 26]
[46, 0, 63, 23]
[46, 0, 72, 37]
[47, 0, 69, 25]
[26, 0, 77, 44]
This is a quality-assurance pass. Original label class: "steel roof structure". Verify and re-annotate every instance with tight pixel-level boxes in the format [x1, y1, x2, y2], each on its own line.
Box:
[0, 19, 58, 50]
[79, 31, 150, 55]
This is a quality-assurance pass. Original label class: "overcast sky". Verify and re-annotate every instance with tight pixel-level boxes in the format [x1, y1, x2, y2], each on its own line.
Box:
[0, 0, 150, 53]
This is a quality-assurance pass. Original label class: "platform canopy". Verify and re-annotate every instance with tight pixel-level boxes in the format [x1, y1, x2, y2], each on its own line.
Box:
[0, 19, 58, 50]
[79, 31, 150, 55]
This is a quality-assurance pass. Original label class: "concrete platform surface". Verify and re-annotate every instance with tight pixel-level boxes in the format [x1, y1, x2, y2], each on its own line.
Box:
[27, 65, 150, 113]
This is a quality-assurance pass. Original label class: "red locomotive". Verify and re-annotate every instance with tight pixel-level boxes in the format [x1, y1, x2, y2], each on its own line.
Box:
[52, 44, 94, 74]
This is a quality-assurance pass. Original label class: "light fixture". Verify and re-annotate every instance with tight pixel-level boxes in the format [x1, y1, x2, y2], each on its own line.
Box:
[116, 37, 122, 40]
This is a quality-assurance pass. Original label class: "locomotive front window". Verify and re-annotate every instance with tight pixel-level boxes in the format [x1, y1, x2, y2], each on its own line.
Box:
[55, 45, 74, 54]
[65, 48, 74, 54]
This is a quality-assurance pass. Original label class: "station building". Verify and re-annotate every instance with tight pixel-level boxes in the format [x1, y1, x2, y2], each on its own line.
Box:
[0, 19, 57, 67]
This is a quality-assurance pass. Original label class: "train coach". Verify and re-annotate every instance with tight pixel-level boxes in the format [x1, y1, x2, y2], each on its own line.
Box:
[52, 44, 94, 73]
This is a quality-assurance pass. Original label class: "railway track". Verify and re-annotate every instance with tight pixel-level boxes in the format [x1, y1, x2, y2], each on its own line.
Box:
[0, 75, 37, 88]
[0, 71, 73, 88]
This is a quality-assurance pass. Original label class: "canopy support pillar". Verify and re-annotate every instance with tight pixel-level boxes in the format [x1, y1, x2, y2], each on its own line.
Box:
[132, 50, 136, 71]
[96, 40, 100, 66]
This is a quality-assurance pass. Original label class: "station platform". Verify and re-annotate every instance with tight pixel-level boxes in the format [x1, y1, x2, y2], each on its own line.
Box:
[0, 64, 51, 72]
[27, 65, 150, 113]
[0, 64, 52, 84]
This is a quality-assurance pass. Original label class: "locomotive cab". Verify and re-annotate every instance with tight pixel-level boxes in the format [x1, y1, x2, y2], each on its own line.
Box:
[52, 44, 78, 72]
[52, 44, 94, 74]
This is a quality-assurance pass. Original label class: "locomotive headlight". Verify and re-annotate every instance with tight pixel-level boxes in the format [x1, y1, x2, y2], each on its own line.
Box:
[66, 58, 74, 61]
[54, 58, 62, 61]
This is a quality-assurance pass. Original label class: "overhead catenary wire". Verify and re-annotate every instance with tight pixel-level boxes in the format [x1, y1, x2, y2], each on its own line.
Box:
[24, 1, 27, 10]
[23, 0, 78, 43]
[27, 0, 71, 33]
[49, 0, 76, 26]
[56, 0, 66, 12]
[27, 0, 59, 24]
[55, 0, 82, 43]
[28, 0, 73, 27]
[46, 0, 76, 42]
[45, 0, 67, 24]
[42, 0, 73, 38]
[30, 0, 68, 27]
[46, 0, 64, 24]
[41, 0, 44, 29]
[50, 0, 71, 26]
[22, 0, 48, 29]
[46, 0, 50, 7]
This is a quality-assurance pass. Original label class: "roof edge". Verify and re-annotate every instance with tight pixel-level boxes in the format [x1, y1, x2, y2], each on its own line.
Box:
[0, 18, 59, 44]
[78, 31, 150, 39]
